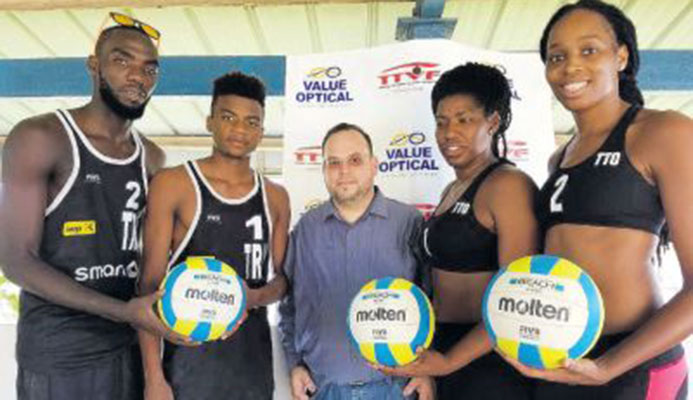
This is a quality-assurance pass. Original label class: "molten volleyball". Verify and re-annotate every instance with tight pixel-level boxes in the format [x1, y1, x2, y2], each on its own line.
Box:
[482, 255, 604, 369]
[158, 257, 246, 342]
[347, 277, 435, 367]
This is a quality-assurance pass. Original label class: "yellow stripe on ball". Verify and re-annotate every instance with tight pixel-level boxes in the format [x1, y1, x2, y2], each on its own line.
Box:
[549, 258, 581, 280]
[390, 343, 416, 366]
[507, 256, 531, 273]
[497, 337, 520, 360]
[208, 322, 227, 341]
[173, 319, 198, 336]
[220, 263, 237, 276]
[539, 347, 568, 369]
[360, 343, 377, 364]
[389, 278, 413, 291]
[185, 257, 208, 270]
[361, 280, 377, 292]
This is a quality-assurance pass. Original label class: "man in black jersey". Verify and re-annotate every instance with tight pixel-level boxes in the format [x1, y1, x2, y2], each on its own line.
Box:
[139, 72, 291, 400]
[0, 16, 189, 400]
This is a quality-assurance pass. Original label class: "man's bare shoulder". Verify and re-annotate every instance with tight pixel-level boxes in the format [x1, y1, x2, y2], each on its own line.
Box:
[150, 164, 190, 188]
[139, 136, 166, 175]
[7, 113, 67, 147]
[3, 113, 71, 168]
[262, 176, 291, 215]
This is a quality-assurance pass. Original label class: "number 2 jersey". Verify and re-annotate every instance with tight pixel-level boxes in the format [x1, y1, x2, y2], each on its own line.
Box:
[537, 104, 664, 235]
[163, 160, 274, 400]
[17, 109, 148, 372]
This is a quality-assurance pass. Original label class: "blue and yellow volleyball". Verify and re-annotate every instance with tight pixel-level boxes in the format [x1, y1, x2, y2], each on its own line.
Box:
[347, 277, 435, 367]
[482, 255, 604, 369]
[157, 257, 246, 342]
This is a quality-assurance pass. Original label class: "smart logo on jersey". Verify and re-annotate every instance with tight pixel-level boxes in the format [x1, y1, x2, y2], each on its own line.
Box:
[507, 140, 530, 162]
[295, 66, 354, 105]
[294, 145, 323, 166]
[75, 260, 138, 282]
[62, 220, 97, 237]
[378, 131, 440, 174]
[378, 62, 441, 91]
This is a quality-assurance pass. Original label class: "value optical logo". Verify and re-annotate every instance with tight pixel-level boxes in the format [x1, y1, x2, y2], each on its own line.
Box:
[378, 131, 440, 174]
[295, 66, 354, 105]
[378, 62, 441, 91]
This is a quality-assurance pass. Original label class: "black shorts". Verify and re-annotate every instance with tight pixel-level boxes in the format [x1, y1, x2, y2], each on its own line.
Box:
[16, 345, 143, 400]
[533, 332, 688, 400]
[163, 309, 274, 400]
[433, 322, 533, 400]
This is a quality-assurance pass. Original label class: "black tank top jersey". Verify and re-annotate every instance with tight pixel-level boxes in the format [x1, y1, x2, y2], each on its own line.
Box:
[168, 161, 273, 285]
[421, 161, 507, 273]
[163, 161, 274, 399]
[537, 105, 665, 234]
[17, 109, 148, 372]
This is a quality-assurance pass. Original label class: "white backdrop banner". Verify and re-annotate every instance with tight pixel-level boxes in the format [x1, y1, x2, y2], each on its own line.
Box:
[283, 39, 554, 225]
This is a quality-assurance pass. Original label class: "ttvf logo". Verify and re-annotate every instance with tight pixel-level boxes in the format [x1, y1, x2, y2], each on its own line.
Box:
[294, 146, 322, 165]
[378, 62, 441, 87]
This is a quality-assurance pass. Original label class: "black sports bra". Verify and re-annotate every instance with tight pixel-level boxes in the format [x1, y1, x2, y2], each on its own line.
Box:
[420, 161, 508, 273]
[537, 105, 664, 234]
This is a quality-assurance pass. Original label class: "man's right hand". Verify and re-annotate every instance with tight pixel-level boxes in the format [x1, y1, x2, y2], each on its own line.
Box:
[125, 290, 196, 346]
[290, 365, 317, 400]
[144, 377, 175, 400]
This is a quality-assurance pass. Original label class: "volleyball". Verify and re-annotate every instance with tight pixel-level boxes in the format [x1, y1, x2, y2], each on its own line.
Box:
[158, 257, 246, 342]
[482, 255, 604, 369]
[347, 277, 435, 367]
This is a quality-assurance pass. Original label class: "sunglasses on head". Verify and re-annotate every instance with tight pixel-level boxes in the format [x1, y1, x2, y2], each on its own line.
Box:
[108, 12, 161, 43]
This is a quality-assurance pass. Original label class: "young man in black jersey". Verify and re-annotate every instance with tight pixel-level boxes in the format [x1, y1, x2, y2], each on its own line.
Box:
[138, 72, 291, 400]
[0, 14, 188, 400]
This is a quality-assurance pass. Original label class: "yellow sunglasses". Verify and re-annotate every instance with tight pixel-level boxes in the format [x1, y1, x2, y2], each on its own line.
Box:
[108, 12, 161, 43]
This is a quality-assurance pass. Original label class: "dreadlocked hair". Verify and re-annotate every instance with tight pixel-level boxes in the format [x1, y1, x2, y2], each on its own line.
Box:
[431, 62, 513, 160]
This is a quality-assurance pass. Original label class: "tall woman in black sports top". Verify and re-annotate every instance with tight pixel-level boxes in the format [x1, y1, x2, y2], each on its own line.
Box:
[379, 63, 539, 399]
[505, 1, 692, 399]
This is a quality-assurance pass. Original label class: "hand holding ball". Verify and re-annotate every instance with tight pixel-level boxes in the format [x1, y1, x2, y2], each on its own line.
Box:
[157, 257, 247, 342]
[347, 277, 435, 367]
[482, 255, 604, 369]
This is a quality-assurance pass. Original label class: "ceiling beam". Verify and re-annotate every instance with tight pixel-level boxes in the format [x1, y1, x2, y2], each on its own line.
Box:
[0, 0, 406, 11]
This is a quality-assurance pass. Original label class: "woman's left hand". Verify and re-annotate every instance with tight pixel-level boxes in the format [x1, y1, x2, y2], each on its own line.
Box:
[499, 351, 612, 386]
[374, 348, 454, 377]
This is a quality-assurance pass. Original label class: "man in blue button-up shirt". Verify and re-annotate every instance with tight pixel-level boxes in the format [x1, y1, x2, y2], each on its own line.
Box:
[278, 123, 433, 400]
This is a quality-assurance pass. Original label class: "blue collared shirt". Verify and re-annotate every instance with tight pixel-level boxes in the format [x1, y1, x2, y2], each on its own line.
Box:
[278, 189, 423, 387]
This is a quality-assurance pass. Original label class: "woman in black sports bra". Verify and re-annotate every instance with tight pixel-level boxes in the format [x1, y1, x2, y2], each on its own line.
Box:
[378, 63, 539, 399]
[506, 1, 692, 399]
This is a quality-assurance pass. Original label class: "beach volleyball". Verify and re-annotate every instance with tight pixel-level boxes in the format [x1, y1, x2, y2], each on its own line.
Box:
[158, 257, 246, 342]
[482, 255, 604, 369]
[347, 277, 435, 367]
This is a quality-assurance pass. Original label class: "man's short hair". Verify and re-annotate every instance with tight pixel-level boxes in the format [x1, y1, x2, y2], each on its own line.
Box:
[321, 122, 373, 155]
[94, 25, 152, 56]
[211, 72, 266, 111]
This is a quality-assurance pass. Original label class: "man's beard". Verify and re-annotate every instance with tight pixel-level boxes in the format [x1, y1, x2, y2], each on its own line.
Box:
[98, 72, 149, 120]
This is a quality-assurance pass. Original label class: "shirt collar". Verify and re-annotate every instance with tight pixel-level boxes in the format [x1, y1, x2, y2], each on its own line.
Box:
[322, 186, 389, 221]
